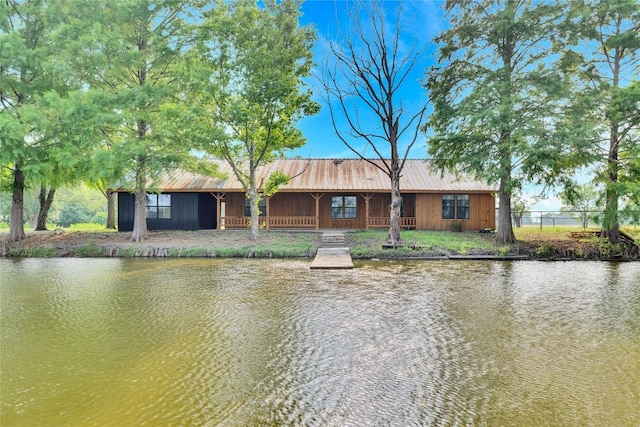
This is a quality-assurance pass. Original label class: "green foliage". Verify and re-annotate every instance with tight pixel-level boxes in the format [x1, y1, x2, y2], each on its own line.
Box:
[560, 183, 601, 228]
[0, 0, 86, 241]
[57, 0, 205, 242]
[75, 245, 108, 257]
[425, 0, 582, 244]
[349, 230, 498, 257]
[263, 171, 290, 197]
[535, 242, 557, 258]
[560, 0, 640, 240]
[184, 0, 319, 240]
[90, 212, 107, 226]
[57, 203, 94, 227]
[450, 220, 464, 232]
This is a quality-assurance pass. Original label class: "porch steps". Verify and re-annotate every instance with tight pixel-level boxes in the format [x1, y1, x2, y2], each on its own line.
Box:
[310, 233, 354, 269]
[320, 232, 346, 247]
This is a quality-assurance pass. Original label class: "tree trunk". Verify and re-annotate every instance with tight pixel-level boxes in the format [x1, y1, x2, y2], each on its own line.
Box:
[35, 186, 56, 231]
[388, 167, 402, 245]
[131, 160, 148, 242]
[106, 190, 116, 229]
[248, 186, 260, 241]
[513, 213, 522, 228]
[496, 175, 516, 244]
[603, 121, 620, 243]
[131, 189, 148, 242]
[603, 186, 620, 243]
[8, 166, 26, 243]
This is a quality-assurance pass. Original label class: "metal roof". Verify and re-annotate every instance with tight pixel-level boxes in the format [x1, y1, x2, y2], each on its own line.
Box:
[140, 159, 498, 193]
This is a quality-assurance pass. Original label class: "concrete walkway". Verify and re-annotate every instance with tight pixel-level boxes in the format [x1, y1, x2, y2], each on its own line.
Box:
[309, 232, 354, 269]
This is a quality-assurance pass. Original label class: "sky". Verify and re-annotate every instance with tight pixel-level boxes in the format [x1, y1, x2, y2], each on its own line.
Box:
[291, 0, 563, 210]
[292, 0, 443, 159]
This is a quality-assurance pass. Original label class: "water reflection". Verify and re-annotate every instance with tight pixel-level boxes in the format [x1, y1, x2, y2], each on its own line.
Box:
[1, 259, 639, 426]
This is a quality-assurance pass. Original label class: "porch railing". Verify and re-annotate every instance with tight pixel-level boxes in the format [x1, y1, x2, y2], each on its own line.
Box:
[222, 216, 316, 229]
[368, 216, 416, 229]
[223, 216, 416, 230]
[267, 216, 316, 228]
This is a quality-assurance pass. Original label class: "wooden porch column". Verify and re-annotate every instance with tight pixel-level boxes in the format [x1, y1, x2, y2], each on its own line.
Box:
[360, 193, 374, 230]
[311, 193, 324, 231]
[211, 192, 225, 230]
[265, 196, 270, 231]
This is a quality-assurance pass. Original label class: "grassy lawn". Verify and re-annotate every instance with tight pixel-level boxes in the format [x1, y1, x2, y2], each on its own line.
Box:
[514, 224, 640, 241]
[348, 229, 503, 258]
[2, 224, 638, 259]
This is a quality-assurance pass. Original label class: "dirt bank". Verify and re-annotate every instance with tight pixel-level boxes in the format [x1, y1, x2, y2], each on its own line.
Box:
[2, 229, 638, 260]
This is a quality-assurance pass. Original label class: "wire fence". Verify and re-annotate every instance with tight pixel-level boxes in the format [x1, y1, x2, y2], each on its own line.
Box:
[503, 209, 640, 230]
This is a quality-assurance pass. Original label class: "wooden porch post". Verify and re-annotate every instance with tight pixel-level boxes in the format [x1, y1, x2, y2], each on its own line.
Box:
[265, 196, 270, 231]
[211, 192, 225, 230]
[311, 193, 324, 231]
[360, 193, 374, 230]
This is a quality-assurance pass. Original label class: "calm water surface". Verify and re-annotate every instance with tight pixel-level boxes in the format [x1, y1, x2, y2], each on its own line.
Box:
[1, 258, 639, 426]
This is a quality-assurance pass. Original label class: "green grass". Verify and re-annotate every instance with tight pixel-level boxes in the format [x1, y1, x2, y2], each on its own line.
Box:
[5, 246, 58, 257]
[349, 229, 499, 257]
[67, 223, 117, 231]
[75, 245, 109, 257]
[514, 224, 640, 241]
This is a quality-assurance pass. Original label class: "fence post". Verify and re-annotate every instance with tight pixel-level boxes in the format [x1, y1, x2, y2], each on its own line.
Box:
[540, 211, 543, 231]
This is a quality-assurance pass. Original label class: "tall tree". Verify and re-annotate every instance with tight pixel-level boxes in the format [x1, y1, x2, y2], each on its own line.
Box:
[563, 0, 639, 243]
[319, 0, 427, 246]
[185, 0, 318, 240]
[425, 0, 570, 244]
[0, 0, 77, 241]
[60, 0, 202, 241]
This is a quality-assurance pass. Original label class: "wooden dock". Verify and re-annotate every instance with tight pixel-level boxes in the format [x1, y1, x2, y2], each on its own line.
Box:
[310, 233, 354, 269]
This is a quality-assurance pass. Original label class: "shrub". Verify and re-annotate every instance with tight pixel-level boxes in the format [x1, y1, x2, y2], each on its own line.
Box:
[450, 220, 464, 232]
[90, 212, 107, 225]
[535, 242, 556, 258]
[57, 203, 94, 227]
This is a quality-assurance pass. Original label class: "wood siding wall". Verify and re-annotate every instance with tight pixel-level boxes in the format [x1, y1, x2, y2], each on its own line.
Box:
[118, 191, 495, 232]
[225, 191, 495, 230]
[415, 193, 495, 230]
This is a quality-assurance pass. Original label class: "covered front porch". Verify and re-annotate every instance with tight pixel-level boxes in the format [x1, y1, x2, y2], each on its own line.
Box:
[216, 191, 416, 231]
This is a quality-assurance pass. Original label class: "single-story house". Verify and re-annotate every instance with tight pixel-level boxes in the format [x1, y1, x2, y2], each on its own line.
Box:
[115, 159, 498, 232]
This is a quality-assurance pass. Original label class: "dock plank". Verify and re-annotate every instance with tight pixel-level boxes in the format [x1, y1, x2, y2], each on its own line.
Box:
[310, 247, 354, 269]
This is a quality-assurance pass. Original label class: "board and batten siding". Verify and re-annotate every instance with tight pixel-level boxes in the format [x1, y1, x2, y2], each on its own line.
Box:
[415, 193, 495, 230]
[223, 191, 495, 230]
[117, 192, 213, 232]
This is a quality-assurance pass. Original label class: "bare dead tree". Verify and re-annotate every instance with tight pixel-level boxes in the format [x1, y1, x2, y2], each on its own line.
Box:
[319, 0, 428, 245]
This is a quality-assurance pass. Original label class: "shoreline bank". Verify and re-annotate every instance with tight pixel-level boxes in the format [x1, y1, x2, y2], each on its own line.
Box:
[2, 229, 638, 261]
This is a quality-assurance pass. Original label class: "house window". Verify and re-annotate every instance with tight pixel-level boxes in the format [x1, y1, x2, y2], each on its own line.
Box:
[442, 194, 470, 220]
[244, 197, 266, 217]
[442, 194, 455, 219]
[456, 195, 470, 219]
[331, 195, 357, 219]
[146, 194, 171, 219]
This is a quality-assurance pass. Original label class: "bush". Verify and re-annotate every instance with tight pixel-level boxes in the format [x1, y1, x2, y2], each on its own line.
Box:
[57, 203, 94, 227]
[90, 212, 107, 225]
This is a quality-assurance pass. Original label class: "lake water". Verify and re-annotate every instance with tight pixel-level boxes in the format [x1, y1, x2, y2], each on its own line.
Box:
[1, 258, 639, 426]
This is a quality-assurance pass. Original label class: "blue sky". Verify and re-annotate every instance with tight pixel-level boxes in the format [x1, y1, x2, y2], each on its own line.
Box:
[292, 0, 563, 210]
[292, 0, 444, 159]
